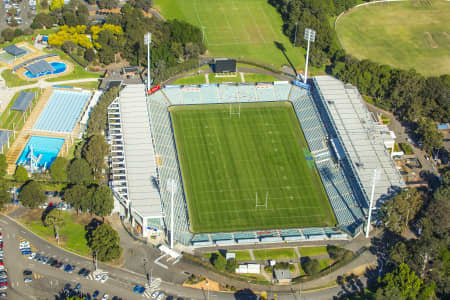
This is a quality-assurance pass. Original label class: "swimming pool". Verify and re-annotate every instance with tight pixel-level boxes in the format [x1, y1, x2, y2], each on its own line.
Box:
[24, 62, 67, 78]
[17, 136, 65, 170]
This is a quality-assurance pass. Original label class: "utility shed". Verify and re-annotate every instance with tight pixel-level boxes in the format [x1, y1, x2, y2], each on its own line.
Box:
[273, 268, 292, 284]
[3, 45, 26, 56]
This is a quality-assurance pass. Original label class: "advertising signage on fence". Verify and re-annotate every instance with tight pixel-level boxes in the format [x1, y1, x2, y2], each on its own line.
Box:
[147, 85, 161, 95]
[293, 80, 310, 90]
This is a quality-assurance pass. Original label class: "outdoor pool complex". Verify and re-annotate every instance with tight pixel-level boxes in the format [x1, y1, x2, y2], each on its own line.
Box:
[24, 62, 66, 78]
[17, 136, 65, 169]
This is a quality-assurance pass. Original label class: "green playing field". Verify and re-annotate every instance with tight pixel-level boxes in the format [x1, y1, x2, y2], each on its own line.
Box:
[154, 0, 305, 69]
[170, 102, 336, 233]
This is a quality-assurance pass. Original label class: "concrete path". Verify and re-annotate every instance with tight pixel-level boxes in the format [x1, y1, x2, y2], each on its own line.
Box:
[294, 247, 301, 258]
[249, 249, 255, 260]
[240, 72, 245, 82]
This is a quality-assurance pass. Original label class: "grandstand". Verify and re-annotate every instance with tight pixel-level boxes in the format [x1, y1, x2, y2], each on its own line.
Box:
[109, 78, 404, 247]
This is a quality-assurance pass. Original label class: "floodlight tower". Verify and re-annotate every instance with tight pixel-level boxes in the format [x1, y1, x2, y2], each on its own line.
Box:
[167, 179, 177, 249]
[365, 169, 377, 238]
[303, 28, 316, 84]
[144, 32, 152, 91]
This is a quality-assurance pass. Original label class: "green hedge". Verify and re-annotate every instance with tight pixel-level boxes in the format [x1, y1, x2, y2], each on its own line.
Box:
[68, 52, 88, 68]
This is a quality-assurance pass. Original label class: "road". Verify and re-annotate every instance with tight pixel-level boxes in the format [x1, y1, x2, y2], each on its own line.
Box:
[0, 211, 370, 300]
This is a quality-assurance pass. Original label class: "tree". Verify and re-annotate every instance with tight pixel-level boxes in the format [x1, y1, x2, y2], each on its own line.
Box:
[67, 158, 92, 184]
[98, 0, 119, 9]
[0, 179, 10, 209]
[14, 165, 29, 182]
[43, 208, 65, 236]
[82, 135, 109, 179]
[40, 0, 49, 10]
[225, 258, 237, 273]
[380, 188, 423, 234]
[87, 223, 122, 262]
[302, 259, 321, 275]
[375, 263, 424, 300]
[327, 245, 347, 260]
[19, 181, 46, 208]
[129, 0, 152, 11]
[90, 185, 113, 218]
[50, 0, 64, 10]
[0, 154, 7, 178]
[64, 185, 89, 214]
[1, 28, 15, 42]
[415, 118, 443, 153]
[31, 13, 56, 29]
[50, 157, 69, 182]
[84, 48, 96, 62]
[210, 253, 226, 271]
[98, 47, 115, 65]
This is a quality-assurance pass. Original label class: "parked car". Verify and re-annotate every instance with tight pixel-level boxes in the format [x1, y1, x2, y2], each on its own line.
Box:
[93, 290, 99, 298]
[74, 283, 81, 293]
[0, 292, 7, 297]
[64, 264, 72, 273]
[23, 270, 32, 276]
[157, 292, 165, 300]
[24, 278, 32, 283]
[151, 291, 159, 299]
[139, 287, 146, 294]
[102, 294, 109, 300]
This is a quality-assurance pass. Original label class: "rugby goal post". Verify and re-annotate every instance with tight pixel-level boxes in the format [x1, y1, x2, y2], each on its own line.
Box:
[255, 192, 269, 209]
[229, 103, 241, 118]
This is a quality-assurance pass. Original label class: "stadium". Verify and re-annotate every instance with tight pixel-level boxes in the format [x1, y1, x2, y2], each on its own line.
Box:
[108, 76, 405, 247]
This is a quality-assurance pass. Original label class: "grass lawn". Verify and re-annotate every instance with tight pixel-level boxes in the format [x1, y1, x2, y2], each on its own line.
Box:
[318, 258, 334, 270]
[253, 248, 297, 260]
[170, 102, 335, 233]
[155, 0, 305, 70]
[336, 0, 450, 76]
[60, 81, 100, 89]
[243, 73, 278, 82]
[0, 87, 41, 131]
[234, 250, 252, 261]
[1, 69, 37, 87]
[46, 64, 102, 82]
[298, 246, 328, 257]
[20, 210, 92, 257]
[208, 74, 241, 84]
[173, 74, 206, 85]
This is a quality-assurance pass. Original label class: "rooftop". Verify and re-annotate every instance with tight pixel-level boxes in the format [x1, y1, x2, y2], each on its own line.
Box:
[119, 84, 162, 218]
[313, 76, 406, 208]
[3, 44, 26, 56]
[25, 60, 54, 76]
[11, 91, 34, 112]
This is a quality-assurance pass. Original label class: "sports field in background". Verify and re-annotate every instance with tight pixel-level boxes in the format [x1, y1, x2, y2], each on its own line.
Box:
[155, 0, 305, 69]
[170, 102, 336, 233]
[336, 0, 450, 76]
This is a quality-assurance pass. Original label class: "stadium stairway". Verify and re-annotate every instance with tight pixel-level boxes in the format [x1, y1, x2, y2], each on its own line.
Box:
[6, 134, 30, 174]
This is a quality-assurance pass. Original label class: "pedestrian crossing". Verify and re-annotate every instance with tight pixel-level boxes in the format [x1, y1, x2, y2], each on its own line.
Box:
[142, 278, 161, 298]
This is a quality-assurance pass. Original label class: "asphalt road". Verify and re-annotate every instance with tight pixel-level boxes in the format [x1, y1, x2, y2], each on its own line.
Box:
[0, 211, 365, 300]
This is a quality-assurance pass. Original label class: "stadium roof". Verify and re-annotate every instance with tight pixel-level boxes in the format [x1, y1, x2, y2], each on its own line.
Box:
[11, 91, 34, 112]
[3, 45, 26, 56]
[313, 76, 405, 208]
[25, 60, 55, 76]
[0, 130, 11, 150]
[119, 84, 162, 218]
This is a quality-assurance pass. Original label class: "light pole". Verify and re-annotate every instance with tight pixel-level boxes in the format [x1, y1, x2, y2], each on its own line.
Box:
[365, 169, 377, 238]
[144, 32, 152, 91]
[303, 28, 316, 84]
[167, 179, 177, 249]
[293, 22, 298, 46]
[206, 280, 210, 300]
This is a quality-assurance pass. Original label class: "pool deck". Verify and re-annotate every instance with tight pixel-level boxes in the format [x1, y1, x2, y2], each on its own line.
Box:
[6, 87, 84, 174]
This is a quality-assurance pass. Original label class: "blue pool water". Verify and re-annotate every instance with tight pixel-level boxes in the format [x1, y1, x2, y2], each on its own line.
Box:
[17, 136, 65, 169]
[24, 62, 67, 78]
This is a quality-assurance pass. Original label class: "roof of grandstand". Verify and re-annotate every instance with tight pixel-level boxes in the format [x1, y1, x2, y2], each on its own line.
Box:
[118, 84, 162, 218]
[11, 91, 34, 112]
[3, 45, 26, 56]
[313, 76, 405, 208]
[25, 60, 55, 76]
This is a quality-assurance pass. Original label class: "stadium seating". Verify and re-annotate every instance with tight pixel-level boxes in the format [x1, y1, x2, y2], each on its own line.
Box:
[274, 83, 291, 100]
[33, 90, 90, 133]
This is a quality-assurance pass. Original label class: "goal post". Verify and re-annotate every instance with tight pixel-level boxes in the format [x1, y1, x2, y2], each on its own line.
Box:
[229, 103, 241, 118]
[255, 192, 269, 209]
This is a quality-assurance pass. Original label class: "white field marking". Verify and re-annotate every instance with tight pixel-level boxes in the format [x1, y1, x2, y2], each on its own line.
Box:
[231, 0, 253, 43]
[258, 6, 278, 40]
[218, 4, 240, 44]
[244, 2, 266, 43]
[193, 1, 209, 45]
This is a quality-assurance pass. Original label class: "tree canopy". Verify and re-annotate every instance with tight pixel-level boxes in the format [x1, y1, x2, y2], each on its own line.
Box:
[43, 209, 65, 235]
[0, 154, 7, 178]
[380, 188, 423, 234]
[50, 157, 69, 182]
[89, 185, 114, 218]
[87, 223, 122, 262]
[14, 165, 29, 182]
[63, 184, 89, 214]
[67, 158, 92, 184]
[19, 181, 46, 208]
[82, 135, 109, 179]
